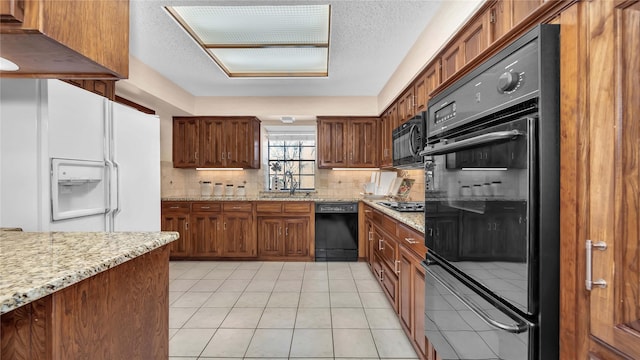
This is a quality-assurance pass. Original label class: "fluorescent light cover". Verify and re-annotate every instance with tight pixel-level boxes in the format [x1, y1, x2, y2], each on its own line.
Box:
[196, 168, 244, 171]
[165, 4, 330, 77]
[332, 168, 381, 171]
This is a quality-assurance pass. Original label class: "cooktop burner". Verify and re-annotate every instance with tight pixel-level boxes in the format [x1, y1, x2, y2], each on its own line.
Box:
[377, 201, 424, 212]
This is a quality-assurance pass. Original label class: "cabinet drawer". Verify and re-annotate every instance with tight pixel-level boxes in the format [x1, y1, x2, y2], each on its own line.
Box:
[223, 202, 253, 212]
[380, 215, 397, 237]
[380, 238, 398, 272]
[398, 224, 427, 257]
[363, 205, 375, 219]
[284, 202, 312, 213]
[162, 202, 190, 213]
[256, 202, 283, 213]
[191, 202, 222, 212]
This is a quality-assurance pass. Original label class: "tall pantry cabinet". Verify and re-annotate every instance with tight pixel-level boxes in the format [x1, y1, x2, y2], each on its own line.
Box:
[556, 1, 640, 359]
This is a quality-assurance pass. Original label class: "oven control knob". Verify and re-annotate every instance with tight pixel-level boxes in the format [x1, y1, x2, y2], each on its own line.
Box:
[498, 72, 519, 93]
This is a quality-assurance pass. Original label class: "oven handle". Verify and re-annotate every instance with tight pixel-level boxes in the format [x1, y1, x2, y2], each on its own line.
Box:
[425, 265, 530, 333]
[420, 130, 523, 156]
[408, 124, 418, 157]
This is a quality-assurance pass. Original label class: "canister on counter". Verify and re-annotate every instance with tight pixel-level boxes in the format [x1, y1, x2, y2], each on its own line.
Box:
[225, 184, 234, 196]
[200, 181, 212, 196]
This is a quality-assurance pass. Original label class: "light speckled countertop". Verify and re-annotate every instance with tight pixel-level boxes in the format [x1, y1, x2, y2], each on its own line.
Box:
[162, 195, 362, 202]
[361, 200, 425, 234]
[162, 197, 425, 234]
[0, 231, 178, 314]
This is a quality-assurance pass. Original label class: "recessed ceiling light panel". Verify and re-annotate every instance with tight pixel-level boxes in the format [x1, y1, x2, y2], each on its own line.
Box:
[166, 5, 331, 77]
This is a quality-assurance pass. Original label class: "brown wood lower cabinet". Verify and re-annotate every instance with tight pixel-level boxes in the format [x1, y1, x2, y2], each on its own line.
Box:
[162, 200, 314, 260]
[256, 201, 314, 260]
[362, 203, 439, 360]
[1, 246, 170, 359]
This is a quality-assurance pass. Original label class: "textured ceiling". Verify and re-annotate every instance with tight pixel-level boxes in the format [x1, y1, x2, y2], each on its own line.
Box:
[129, 0, 443, 97]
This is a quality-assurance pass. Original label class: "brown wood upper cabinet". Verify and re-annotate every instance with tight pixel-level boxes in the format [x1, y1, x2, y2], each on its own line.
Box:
[0, 0, 128, 78]
[398, 87, 415, 124]
[173, 116, 261, 169]
[380, 104, 398, 168]
[488, 0, 542, 44]
[317, 117, 379, 168]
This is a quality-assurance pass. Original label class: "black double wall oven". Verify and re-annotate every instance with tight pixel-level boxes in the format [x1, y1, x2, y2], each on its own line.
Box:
[421, 25, 560, 359]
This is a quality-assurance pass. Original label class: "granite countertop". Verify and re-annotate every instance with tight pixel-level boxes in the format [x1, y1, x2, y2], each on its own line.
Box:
[162, 195, 362, 202]
[362, 200, 425, 234]
[0, 231, 179, 314]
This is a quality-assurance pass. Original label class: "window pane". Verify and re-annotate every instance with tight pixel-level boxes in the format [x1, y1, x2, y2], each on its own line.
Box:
[300, 147, 316, 159]
[268, 148, 285, 160]
[300, 161, 315, 173]
[299, 175, 315, 189]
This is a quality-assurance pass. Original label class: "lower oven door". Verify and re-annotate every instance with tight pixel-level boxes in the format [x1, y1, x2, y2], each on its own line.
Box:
[423, 254, 534, 360]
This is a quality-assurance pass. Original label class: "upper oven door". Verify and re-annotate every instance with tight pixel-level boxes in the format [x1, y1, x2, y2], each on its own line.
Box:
[423, 115, 537, 315]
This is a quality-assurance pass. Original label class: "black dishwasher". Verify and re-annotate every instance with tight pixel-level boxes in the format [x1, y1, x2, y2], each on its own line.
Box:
[314, 202, 358, 261]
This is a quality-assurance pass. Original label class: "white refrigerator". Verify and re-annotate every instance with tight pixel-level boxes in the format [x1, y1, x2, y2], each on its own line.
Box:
[0, 79, 160, 232]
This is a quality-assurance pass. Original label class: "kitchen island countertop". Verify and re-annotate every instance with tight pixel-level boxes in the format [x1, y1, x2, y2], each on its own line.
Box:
[0, 231, 178, 314]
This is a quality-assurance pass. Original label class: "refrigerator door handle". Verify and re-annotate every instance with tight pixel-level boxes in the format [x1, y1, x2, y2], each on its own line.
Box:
[425, 264, 529, 333]
[112, 161, 121, 216]
[104, 159, 115, 217]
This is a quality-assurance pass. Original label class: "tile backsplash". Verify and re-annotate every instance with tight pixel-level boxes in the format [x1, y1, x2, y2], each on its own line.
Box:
[161, 161, 424, 200]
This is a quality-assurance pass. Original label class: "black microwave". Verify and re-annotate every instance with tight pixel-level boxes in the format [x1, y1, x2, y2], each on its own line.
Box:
[392, 112, 426, 168]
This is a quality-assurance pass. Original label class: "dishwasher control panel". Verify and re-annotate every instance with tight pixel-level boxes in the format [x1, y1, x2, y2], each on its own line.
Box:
[315, 202, 358, 213]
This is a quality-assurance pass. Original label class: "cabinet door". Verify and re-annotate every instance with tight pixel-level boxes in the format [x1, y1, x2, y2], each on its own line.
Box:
[226, 118, 259, 169]
[172, 118, 199, 168]
[425, 60, 441, 97]
[257, 217, 284, 257]
[190, 212, 223, 257]
[511, 0, 542, 25]
[585, 2, 640, 358]
[398, 88, 415, 123]
[349, 118, 379, 167]
[414, 72, 428, 114]
[413, 259, 429, 359]
[200, 118, 225, 168]
[381, 105, 397, 168]
[460, 14, 488, 65]
[441, 43, 461, 82]
[364, 216, 375, 268]
[222, 213, 256, 257]
[399, 246, 414, 333]
[317, 118, 348, 168]
[489, 0, 510, 43]
[284, 217, 309, 257]
[161, 213, 190, 257]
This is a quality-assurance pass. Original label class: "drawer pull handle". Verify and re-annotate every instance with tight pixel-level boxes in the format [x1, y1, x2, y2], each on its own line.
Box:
[378, 239, 384, 251]
[170, 206, 180, 209]
[201, 206, 210, 209]
[394, 260, 400, 274]
[404, 237, 418, 244]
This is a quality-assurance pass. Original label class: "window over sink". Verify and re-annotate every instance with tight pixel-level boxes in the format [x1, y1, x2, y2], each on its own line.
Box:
[265, 126, 316, 191]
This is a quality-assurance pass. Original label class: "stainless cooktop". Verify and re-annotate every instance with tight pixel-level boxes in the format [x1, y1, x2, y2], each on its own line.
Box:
[377, 201, 424, 212]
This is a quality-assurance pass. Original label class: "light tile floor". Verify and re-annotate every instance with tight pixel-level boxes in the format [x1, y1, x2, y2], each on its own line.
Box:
[169, 261, 418, 360]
